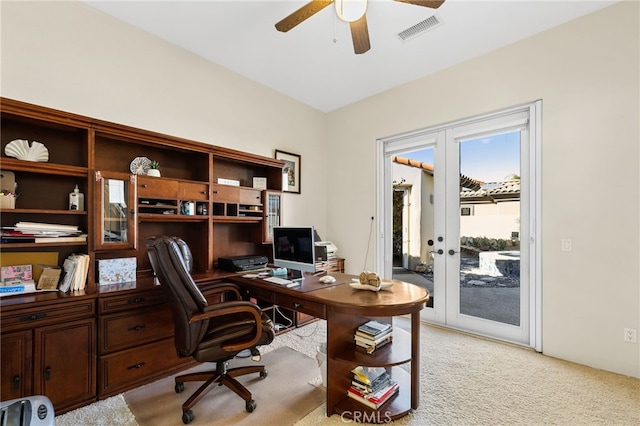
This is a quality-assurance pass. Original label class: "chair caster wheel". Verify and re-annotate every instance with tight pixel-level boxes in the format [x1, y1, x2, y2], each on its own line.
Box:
[246, 399, 257, 413]
[175, 382, 185, 393]
[260, 369, 268, 379]
[182, 410, 194, 424]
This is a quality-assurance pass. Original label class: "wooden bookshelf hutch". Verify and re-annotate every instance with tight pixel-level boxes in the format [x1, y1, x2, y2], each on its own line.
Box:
[0, 98, 327, 413]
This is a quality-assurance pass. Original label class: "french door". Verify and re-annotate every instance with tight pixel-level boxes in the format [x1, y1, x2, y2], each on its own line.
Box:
[377, 102, 541, 348]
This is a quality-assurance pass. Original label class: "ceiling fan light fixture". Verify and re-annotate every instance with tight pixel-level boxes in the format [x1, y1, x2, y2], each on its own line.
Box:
[335, 0, 368, 23]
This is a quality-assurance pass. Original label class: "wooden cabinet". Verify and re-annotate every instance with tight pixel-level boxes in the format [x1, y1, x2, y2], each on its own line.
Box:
[0, 98, 286, 412]
[34, 318, 96, 412]
[0, 297, 96, 414]
[97, 287, 191, 398]
[0, 330, 32, 401]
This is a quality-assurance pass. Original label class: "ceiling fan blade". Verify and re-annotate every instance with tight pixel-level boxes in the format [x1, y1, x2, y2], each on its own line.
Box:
[394, 0, 446, 9]
[350, 15, 370, 55]
[275, 0, 334, 32]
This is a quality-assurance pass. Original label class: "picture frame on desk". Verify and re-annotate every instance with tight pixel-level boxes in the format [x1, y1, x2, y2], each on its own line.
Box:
[275, 150, 301, 194]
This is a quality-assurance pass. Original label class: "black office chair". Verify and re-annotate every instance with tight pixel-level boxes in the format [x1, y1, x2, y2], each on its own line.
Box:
[146, 236, 275, 424]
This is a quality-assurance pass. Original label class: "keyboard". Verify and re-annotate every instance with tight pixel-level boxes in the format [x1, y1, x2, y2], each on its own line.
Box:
[263, 276, 294, 286]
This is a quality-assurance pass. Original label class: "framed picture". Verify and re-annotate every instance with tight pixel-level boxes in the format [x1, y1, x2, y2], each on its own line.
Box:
[275, 150, 301, 194]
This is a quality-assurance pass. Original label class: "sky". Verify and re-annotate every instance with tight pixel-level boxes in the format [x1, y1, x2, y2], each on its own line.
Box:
[403, 130, 520, 182]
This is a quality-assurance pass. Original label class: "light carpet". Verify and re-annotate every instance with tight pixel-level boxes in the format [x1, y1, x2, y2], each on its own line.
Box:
[123, 346, 324, 426]
[56, 319, 640, 425]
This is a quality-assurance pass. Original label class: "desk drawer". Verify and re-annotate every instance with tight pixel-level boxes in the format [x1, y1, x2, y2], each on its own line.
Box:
[99, 290, 166, 314]
[99, 305, 174, 354]
[99, 338, 188, 397]
[1, 298, 95, 330]
[238, 285, 275, 305]
[276, 294, 325, 319]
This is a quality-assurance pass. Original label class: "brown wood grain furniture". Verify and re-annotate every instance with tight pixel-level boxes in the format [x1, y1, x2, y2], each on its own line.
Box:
[0, 98, 284, 414]
[230, 272, 429, 422]
[0, 98, 427, 422]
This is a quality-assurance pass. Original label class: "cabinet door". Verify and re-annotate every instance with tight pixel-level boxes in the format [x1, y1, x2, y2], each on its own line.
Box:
[0, 330, 32, 400]
[94, 171, 137, 250]
[34, 318, 96, 411]
[262, 191, 282, 243]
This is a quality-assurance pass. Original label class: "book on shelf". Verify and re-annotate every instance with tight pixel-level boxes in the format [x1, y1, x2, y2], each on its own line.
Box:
[354, 321, 393, 354]
[351, 370, 392, 394]
[0, 281, 37, 297]
[14, 222, 79, 231]
[34, 234, 87, 244]
[57, 253, 89, 292]
[36, 265, 61, 290]
[355, 334, 393, 354]
[356, 320, 392, 337]
[58, 257, 77, 293]
[346, 381, 399, 410]
[351, 366, 387, 386]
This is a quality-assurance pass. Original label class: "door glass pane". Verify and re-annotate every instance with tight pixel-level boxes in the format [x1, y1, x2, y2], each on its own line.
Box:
[391, 148, 435, 308]
[103, 178, 129, 243]
[458, 131, 521, 325]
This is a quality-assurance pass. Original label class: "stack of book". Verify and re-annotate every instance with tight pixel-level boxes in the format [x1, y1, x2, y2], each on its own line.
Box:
[354, 320, 393, 354]
[347, 366, 398, 410]
[1, 221, 87, 243]
[59, 253, 90, 292]
[0, 264, 37, 296]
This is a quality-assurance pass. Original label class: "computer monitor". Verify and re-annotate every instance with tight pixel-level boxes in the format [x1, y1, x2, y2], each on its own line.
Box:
[272, 226, 317, 280]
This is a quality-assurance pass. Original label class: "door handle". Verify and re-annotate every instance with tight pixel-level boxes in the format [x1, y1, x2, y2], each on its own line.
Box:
[448, 249, 459, 255]
[430, 249, 443, 255]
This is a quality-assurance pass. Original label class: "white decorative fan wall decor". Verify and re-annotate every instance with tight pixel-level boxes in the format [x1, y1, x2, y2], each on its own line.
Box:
[4, 139, 49, 162]
[129, 156, 152, 175]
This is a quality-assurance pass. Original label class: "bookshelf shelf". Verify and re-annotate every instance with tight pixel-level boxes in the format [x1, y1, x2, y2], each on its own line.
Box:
[335, 329, 411, 367]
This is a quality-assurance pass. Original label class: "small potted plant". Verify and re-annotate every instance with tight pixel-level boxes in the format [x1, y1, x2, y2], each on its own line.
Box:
[147, 160, 161, 177]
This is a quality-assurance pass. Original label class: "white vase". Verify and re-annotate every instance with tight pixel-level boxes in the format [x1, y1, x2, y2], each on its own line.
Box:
[147, 169, 161, 177]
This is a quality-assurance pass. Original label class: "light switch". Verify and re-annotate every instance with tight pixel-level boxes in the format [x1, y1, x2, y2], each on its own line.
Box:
[561, 239, 572, 251]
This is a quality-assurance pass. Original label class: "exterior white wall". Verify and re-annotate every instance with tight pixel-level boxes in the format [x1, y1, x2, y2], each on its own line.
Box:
[460, 201, 520, 240]
[2, 1, 638, 378]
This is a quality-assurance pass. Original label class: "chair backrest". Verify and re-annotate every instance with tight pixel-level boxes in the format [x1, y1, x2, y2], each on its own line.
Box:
[146, 236, 208, 357]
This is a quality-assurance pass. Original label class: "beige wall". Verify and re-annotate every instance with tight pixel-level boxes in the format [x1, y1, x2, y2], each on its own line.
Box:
[0, 0, 328, 237]
[2, 1, 638, 378]
[326, 1, 639, 378]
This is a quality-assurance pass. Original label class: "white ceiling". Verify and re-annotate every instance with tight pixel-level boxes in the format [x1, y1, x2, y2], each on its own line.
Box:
[83, 0, 618, 112]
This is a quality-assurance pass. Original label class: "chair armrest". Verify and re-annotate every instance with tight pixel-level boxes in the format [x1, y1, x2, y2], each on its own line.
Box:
[189, 301, 264, 352]
[200, 282, 242, 300]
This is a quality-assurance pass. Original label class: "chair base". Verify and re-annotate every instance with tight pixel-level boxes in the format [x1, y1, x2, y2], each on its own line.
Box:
[175, 360, 268, 423]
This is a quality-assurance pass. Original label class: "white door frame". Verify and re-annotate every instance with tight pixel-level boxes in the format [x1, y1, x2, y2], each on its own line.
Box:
[376, 101, 542, 350]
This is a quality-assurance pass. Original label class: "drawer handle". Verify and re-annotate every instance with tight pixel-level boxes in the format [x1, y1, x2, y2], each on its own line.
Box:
[293, 303, 302, 309]
[212, 190, 218, 194]
[128, 297, 145, 304]
[20, 312, 47, 322]
[128, 324, 146, 332]
[44, 366, 52, 381]
[127, 362, 146, 370]
[142, 184, 148, 188]
[13, 374, 21, 390]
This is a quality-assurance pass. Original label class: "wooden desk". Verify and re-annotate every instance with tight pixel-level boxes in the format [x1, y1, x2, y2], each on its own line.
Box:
[230, 272, 429, 422]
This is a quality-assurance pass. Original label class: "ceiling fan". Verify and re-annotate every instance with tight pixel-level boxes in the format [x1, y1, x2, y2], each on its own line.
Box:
[275, 0, 446, 55]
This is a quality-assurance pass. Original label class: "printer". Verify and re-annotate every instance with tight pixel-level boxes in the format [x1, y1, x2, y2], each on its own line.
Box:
[315, 241, 338, 262]
[218, 255, 268, 272]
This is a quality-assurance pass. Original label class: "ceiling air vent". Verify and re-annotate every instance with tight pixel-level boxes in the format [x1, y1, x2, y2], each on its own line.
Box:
[397, 14, 442, 42]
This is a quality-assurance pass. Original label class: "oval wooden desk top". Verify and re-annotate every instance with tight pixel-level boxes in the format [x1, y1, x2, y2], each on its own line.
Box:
[309, 273, 429, 316]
